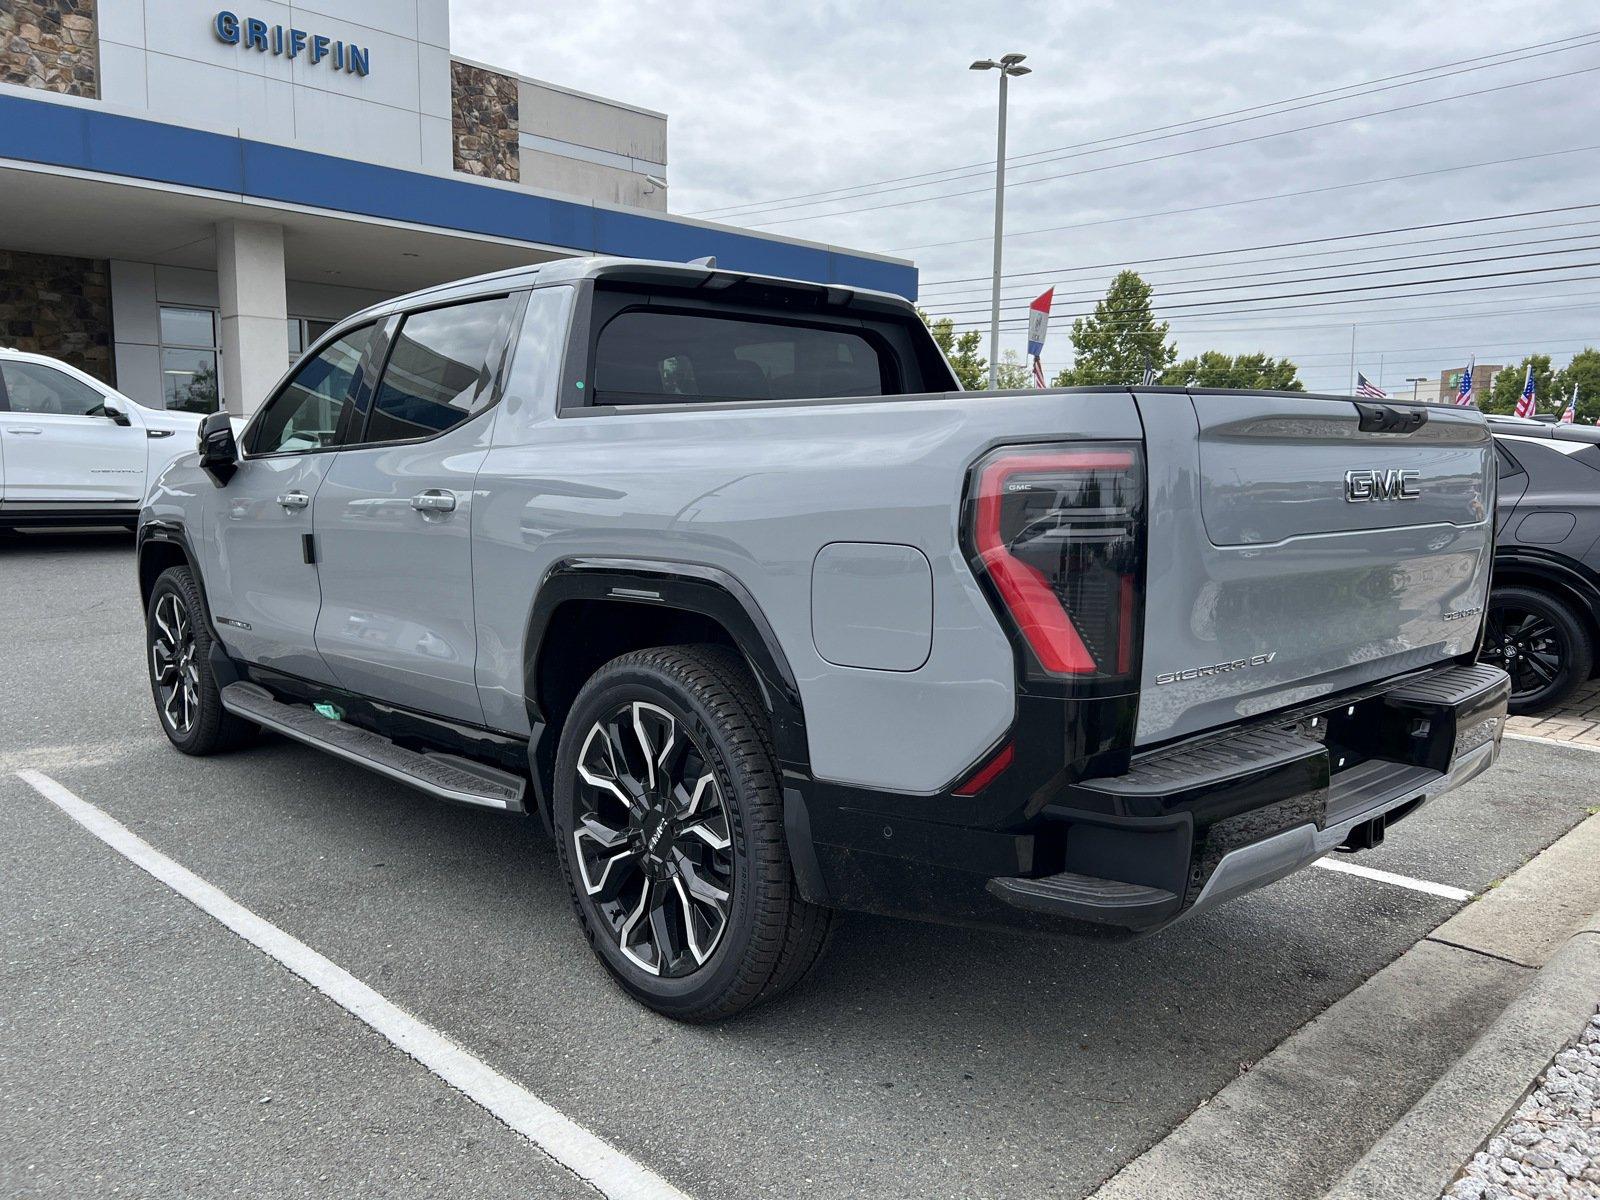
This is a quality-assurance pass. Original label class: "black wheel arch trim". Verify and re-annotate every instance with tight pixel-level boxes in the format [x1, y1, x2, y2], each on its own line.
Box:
[522, 556, 812, 815]
[1493, 547, 1600, 633]
[135, 519, 243, 690]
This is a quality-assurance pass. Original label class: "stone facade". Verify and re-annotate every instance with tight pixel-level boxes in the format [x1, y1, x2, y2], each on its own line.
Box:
[1, 0, 99, 97]
[451, 60, 520, 183]
[0, 250, 116, 386]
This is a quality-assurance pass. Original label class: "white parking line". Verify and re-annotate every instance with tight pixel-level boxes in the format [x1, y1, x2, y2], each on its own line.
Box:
[1504, 731, 1600, 754]
[1312, 857, 1473, 901]
[14, 769, 692, 1200]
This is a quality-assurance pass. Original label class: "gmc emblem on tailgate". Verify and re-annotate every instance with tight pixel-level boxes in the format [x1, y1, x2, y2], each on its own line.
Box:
[1345, 468, 1421, 502]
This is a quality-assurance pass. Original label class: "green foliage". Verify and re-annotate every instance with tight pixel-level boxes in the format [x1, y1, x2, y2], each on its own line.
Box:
[994, 350, 1033, 390]
[919, 309, 988, 391]
[1555, 348, 1600, 423]
[1485, 354, 1556, 416]
[1051, 270, 1176, 387]
[1162, 350, 1304, 391]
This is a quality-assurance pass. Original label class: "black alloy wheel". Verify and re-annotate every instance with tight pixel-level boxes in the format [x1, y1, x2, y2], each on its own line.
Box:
[1480, 585, 1594, 715]
[553, 644, 833, 1021]
[150, 588, 201, 737]
[571, 698, 736, 977]
[145, 565, 257, 755]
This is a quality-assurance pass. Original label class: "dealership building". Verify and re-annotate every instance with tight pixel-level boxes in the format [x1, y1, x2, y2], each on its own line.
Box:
[0, 0, 914, 416]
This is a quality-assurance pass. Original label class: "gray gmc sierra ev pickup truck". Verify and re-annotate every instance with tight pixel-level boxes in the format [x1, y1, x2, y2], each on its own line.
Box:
[136, 256, 1511, 1021]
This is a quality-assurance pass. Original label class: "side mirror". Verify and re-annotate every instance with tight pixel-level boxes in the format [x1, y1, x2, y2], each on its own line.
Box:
[101, 401, 132, 427]
[198, 410, 239, 485]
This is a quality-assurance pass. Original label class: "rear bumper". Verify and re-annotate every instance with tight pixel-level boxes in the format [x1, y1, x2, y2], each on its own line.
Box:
[794, 661, 1509, 936]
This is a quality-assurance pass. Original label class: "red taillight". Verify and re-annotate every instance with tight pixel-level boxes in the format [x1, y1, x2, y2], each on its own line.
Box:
[952, 743, 1014, 797]
[968, 443, 1145, 680]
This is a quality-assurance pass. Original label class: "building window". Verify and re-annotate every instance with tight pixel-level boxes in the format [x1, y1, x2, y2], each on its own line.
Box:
[159, 306, 220, 413]
[287, 317, 335, 366]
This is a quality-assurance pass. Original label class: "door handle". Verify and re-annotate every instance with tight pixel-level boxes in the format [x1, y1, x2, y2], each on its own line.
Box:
[7, 427, 43, 435]
[410, 490, 457, 513]
[276, 491, 311, 510]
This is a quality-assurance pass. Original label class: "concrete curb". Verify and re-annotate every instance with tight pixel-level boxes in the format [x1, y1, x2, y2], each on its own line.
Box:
[1085, 809, 1600, 1200]
[1324, 915, 1600, 1200]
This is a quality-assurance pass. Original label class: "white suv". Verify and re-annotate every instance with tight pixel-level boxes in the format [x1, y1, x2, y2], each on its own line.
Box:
[0, 348, 203, 532]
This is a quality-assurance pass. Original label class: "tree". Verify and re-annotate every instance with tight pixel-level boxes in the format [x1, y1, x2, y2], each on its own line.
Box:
[1554, 347, 1600, 423]
[1050, 270, 1175, 387]
[919, 309, 988, 390]
[994, 350, 1033, 390]
[1485, 354, 1555, 416]
[1163, 350, 1304, 391]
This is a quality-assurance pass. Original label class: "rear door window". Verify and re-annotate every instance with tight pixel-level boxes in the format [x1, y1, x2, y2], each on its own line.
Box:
[593, 310, 888, 405]
[362, 296, 513, 444]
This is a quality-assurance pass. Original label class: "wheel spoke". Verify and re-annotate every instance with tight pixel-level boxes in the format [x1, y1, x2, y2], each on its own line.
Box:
[618, 879, 660, 975]
[1523, 653, 1558, 685]
[577, 722, 640, 813]
[1519, 618, 1556, 644]
[631, 702, 676, 792]
[683, 819, 731, 851]
[676, 855, 730, 906]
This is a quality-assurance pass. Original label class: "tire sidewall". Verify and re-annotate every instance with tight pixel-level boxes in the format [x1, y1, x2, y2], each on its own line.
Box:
[553, 662, 769, 1013]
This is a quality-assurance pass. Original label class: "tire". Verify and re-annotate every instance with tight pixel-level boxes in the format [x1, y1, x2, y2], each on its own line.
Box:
[1481, 585, 1594, 716]
[552, 644, 833, 1022]
[145, 565, 256, 755]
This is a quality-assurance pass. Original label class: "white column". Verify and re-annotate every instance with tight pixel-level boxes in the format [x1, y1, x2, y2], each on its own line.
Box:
[215, 220, 287, 419]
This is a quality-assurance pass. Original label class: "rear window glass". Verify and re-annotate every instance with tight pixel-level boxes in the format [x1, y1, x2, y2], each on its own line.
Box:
[593, 310, 887, 405]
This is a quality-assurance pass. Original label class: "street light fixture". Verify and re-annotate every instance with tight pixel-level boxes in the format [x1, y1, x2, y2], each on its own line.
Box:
[971, 52, 1032, 389]
[1405, 374, 1428, 402]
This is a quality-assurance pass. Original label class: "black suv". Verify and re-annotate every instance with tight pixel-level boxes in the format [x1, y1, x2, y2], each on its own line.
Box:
[1484, 415, 1600, 714]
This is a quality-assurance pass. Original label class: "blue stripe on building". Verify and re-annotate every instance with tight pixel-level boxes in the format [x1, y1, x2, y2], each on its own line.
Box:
[0, 93, 917, 299]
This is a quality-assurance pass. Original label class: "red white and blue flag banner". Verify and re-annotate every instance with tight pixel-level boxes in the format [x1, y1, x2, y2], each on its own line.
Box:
[1356, 372, 1388, 398]
[1562, 386, 1578, 424]
[1031, 356, 1046, 388]
[1514, 364, 1537, 418]
[1455, 357, 1476, 406]
[1026, 288, 1054, 359]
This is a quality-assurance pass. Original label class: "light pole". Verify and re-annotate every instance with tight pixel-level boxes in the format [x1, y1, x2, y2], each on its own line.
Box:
[971, 53, 1031, 389]
[1405, 375, 1428, 402]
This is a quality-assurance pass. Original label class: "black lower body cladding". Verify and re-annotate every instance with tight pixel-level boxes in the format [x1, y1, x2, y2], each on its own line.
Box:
[788, 661, 1510, 937]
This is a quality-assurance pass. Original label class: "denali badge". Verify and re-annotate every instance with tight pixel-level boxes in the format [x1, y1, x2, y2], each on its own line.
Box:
[1444, 605, 1484, 622]
[1345, 468, 1421, 502]
[1156, 651, 1277, 686]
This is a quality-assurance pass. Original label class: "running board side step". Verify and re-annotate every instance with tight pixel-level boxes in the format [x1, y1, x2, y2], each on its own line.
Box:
[220, 682, 527, 813]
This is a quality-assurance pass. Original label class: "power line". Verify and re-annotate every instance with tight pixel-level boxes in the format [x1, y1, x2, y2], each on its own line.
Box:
[917, 216, 1600, 294]
[686, 31, 1600, 219]
[942, 279, 1600, 335]
[919, 240, 1600, 317]
[895, 143, 1600, 252]
[740, 59, 1600, 228]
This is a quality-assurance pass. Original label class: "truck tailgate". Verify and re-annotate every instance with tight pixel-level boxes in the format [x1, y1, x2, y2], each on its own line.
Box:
[1135, 390, 1494, 747]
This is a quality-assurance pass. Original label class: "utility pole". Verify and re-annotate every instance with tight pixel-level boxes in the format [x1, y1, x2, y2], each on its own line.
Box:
[971, 53, 1031, 389]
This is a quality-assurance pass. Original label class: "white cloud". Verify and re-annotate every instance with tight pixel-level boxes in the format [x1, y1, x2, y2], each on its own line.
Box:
[453, 0, 1600, 394]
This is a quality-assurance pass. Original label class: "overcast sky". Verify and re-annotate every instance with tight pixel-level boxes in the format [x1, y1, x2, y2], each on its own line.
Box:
[453, 0, 1600, 396]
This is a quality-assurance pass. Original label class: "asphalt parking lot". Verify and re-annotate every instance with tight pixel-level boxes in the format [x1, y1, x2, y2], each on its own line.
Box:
[4, 530, 1599, 1200]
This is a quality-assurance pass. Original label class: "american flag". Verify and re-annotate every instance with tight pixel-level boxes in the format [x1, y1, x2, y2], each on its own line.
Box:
[1031, 355, 1046, 388]
[1454, 357, 1476, 407]
[1356, 373, 1388, 398]
[1141, 365, 1159, 386]
[1514, 365, 1537, 418]
[1561, 386, 1578, 424]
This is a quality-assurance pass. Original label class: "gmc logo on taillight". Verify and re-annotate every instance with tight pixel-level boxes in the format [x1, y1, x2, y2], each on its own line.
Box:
[1345, 468, 1421, 502]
